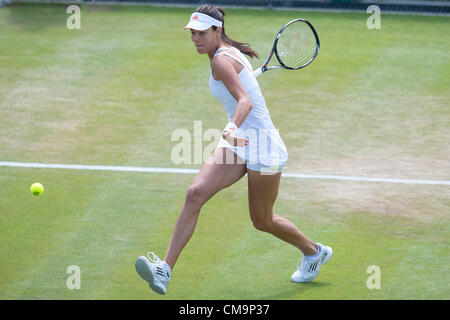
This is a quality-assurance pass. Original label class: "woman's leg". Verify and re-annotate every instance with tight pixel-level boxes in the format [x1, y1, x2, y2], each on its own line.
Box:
[163, 148, 247, 270]
[247, 169, 317, 256]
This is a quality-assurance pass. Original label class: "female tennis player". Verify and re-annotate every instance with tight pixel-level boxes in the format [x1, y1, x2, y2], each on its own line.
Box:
[135, 4, 332, 295]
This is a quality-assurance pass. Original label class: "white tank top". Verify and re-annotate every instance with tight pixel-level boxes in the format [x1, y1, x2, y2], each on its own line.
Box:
[209, 46, 288, 166]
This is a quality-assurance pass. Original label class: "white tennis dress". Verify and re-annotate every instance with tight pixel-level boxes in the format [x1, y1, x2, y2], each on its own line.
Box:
[209, 46, 288, 172]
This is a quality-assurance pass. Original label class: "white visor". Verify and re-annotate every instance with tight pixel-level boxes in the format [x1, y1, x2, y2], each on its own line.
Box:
[184, 12, 223, 31]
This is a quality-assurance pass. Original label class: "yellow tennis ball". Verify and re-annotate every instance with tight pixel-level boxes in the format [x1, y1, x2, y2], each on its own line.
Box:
[30, 183, 44, 196]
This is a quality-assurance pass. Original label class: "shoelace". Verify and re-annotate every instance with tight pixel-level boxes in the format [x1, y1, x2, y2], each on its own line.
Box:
[296, 254, 304, 271]
[147, 252, 161, 264]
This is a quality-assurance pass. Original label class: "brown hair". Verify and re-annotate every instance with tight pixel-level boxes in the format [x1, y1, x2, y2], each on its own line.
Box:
[194, 4, 259, 59]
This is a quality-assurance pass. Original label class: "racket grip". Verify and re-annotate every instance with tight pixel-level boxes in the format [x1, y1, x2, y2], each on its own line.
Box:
[253, 67, 263, 78]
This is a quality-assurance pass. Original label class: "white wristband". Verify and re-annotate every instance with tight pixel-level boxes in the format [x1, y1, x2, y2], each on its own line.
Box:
[223, 122, 238, 135]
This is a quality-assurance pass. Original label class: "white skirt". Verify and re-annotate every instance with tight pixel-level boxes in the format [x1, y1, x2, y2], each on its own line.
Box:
[217, 126, 288, 169]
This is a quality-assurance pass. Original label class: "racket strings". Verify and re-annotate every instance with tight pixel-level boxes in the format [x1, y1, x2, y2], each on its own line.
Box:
[279, 22, 316, 67]
[276, 21, 318, 69]
[279, 32, 315, 67]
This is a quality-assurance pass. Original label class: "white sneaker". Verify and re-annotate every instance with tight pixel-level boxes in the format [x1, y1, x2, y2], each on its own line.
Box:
[135, 252, 171, 294]
[291, 243, 332, 283]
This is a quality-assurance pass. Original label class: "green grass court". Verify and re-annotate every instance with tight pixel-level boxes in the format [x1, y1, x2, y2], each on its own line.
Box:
[0, 3, 449, 299]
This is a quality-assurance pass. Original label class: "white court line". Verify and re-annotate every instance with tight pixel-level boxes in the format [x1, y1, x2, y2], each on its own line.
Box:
[1, 161, 449, 186]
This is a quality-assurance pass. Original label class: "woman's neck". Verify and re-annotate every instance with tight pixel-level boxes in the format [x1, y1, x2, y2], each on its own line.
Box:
[208, 42, 231, 60]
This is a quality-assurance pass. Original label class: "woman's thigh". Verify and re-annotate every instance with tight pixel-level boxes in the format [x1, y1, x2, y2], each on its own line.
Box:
[189, 147, 247, 203]
[247, 169, 282, 220]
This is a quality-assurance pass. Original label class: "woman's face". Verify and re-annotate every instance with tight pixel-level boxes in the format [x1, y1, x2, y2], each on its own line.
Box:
[190, 27, 221, 55]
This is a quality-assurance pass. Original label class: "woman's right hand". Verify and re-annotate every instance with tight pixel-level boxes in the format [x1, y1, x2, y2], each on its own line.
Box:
[222, 131, 249, 147]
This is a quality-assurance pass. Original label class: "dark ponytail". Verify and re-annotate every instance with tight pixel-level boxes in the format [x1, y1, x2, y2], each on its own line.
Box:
[194, 4, 259, 59]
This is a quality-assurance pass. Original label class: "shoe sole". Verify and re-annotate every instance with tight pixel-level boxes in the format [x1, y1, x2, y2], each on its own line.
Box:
[135, 256, 166, 295]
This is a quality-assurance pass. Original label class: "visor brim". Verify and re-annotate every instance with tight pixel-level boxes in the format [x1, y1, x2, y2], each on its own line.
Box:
[184, 21, 213, 31]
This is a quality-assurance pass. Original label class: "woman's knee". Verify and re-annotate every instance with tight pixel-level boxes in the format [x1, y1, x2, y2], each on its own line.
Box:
[185, 184, 208, 208]
[250, 213, 273, 232]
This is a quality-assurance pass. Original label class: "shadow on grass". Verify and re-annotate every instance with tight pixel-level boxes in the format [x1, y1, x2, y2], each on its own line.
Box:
[258, 281, 332, 300]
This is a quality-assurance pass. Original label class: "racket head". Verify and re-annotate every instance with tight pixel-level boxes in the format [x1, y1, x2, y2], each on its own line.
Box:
[273, 19, 320, 70]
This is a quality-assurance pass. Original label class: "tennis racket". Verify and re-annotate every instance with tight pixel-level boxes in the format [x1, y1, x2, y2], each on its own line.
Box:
[253, 19, 320, 77]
